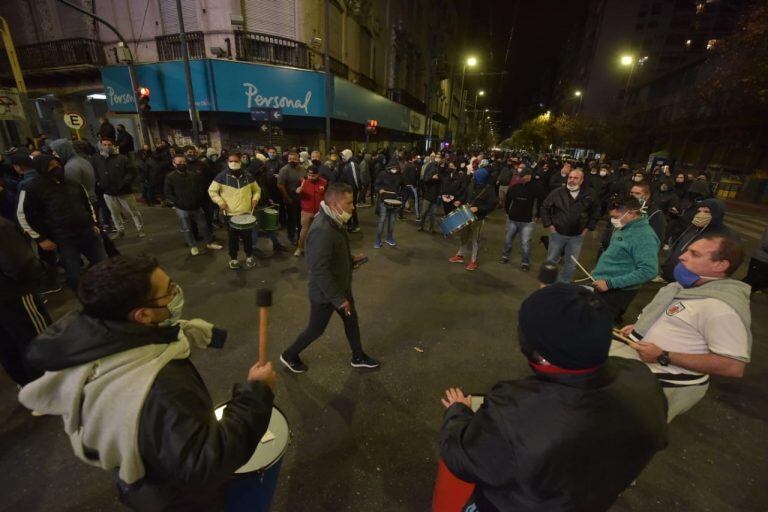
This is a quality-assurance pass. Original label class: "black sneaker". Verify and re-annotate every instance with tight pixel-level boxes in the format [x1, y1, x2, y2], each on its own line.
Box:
[280, 353, 308, 373]
[521, 263, 531, 272]
[351, 354, 380, 369]
[499, 257, 509, 264]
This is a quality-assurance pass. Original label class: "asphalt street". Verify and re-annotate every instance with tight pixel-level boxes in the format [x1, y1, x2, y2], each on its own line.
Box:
[1, 202, 766, 512]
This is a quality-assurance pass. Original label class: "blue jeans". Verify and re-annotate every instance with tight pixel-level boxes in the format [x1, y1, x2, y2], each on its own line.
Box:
[502, 220, 534, 264]
[546, 231, 585, 283]
[401, 186, 420, 218]
[57, 233, 108, 289]
[420, 200, 438, 230]
[376, 202, 397, 242]
[174, 208, 212, 247]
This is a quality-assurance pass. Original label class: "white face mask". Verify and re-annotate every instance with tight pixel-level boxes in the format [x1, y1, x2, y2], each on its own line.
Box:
[228, 162, 242, 171]
[566, 184, 579, 192]
[599, 170, 608, 177]
[335, 207, 352, 223]
[158, 285, 184, 327]
[610, 211, 630, 229]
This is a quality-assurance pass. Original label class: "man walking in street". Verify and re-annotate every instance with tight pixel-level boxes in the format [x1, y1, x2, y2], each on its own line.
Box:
[280, 182, 379, 373]
[165, 155, 223, 256]
[339, 149, 362, 232]
[541, 168, 600, 283]
[277, 151, 305, 245]
[500, 168, 538, 271]
[93, 137, 144, 239]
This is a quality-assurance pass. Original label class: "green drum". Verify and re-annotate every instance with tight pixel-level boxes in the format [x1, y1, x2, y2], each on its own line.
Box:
[257, 208, 279, 231]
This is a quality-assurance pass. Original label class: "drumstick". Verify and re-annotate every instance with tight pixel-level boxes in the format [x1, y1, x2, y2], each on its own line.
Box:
[256, 289, 273, 366]
[569, 255, 596, 283]
[611, 328, 635, 346]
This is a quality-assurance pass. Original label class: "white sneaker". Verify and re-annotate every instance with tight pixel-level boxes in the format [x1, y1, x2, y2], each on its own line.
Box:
[245, 256, 257, 268]
[206, 242, 223, 250]
[229, 259, 241, 270]
[293, 248, 303, 257]
[190, 246, 200, 256]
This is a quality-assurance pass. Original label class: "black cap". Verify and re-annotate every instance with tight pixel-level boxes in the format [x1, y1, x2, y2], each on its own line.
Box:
[518, 284, 612, 369]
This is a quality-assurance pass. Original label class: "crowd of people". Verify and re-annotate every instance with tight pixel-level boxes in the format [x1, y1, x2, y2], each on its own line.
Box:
[0, 118, 764, 511]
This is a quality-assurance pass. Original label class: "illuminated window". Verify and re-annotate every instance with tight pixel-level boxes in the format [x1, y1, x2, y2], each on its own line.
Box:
[706, 39, 718, 50]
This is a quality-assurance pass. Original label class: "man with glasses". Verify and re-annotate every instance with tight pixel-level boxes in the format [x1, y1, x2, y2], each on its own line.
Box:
[19, 255, 276, 510]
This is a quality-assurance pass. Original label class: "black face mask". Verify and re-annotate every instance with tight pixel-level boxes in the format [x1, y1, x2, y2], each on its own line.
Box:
[311, 159, 322, 167]
[175, 164, 187, 172]
[186, 155, 196, 162]
[289, 161, 299, 168]
[49, 167, 65, 181]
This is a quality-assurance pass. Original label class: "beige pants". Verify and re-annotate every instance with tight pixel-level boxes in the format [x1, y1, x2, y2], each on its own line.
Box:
[609, 340, 709, 423]
[297, 211, 315, 250]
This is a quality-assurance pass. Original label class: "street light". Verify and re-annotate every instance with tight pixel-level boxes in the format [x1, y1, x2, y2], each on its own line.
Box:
[620, 54, 636, 108]
[620, 55, 634, 66]
[467, 56, 477, 67]
[573, 90, 583, 115]
[455, 56, 478, 140]
[574, 90, 582, 97]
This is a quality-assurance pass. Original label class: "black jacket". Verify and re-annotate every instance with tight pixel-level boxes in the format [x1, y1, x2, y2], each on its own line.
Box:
[402, 162, 418, 187]
[504, 181, 539, 222]
[340, 158, 363, 191]
[440, 358, 668, 512]
[374, 170, 404, 203]
[26, 312, 274, 512]
[116, 130, 135, 154]
[585, 172, 610, 201]
[0, 217, 43, 300]
[421, 162, 442, 202]
[93, 153, 136, 196]
[542, 187, 600, 236]
[466, 184, 497, 220]
[306, 210, 354, 308]
[98, 121, 116, 141]
[21, 156, 96, 242]
[440, 171, 468, 205]
[164, 169, 208, 211]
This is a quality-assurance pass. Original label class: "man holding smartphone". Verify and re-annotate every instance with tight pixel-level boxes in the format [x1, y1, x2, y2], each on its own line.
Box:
[280, 182, 379, 373]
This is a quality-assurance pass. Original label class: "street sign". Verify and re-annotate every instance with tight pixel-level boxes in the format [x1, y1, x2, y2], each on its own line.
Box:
[64, 112, 86, 130]
[270, 108, 283, 122]
[250, 108, 269, 121]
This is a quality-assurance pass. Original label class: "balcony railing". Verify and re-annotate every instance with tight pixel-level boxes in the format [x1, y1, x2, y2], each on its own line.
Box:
[328, 56, 349, 79]
[350, 70, 382, 94]
[2, 38, 105, 72]
[387, 88, 426, 113]
[156, 32, 206, 61]
[234, 30, 310, 69]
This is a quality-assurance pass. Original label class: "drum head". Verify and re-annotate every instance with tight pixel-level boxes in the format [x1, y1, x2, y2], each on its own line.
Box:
[263, 208, 278, 215]
[231, 214, 256, 224]
[383, 199, 402, 206]
[215, 404, 290, 474]
[470, 394, 485, 412]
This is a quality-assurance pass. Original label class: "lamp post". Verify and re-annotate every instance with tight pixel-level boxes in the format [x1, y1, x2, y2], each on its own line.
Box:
[455, 56, 477, 142]
[473, 90, 484, 142]
[573, 90, 582, 115]
[620, 54, 635, 108]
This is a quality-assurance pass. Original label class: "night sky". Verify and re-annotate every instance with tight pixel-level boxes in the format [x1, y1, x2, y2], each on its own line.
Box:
[467, 0, 590, 138]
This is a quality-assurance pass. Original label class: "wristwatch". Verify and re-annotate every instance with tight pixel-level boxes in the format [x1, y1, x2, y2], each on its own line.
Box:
[657, 351, 670, 366]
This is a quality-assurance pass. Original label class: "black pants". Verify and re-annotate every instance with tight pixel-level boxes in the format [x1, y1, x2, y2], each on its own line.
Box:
[284, 298, 364, 359]
[743, 257, 768, 292]
[0, 293, 50, 385]
[346, 189, 360, 230]
[227, 226, 253, 259]
[285, 198, 301, 243]
[597, 288, 639, 323]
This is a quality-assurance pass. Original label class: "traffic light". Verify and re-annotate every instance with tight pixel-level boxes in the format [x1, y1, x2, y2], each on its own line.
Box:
[138, 86, 151, 113]
[365, 119, 378, 135]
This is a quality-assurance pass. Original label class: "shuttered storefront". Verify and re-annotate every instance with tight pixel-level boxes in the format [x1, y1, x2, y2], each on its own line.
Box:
[159, 0, 199, 33]
[243, 0, 296, 39]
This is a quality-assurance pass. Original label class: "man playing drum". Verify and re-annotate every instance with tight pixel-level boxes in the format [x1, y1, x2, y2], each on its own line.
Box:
[19, 256, 276, 510]
[209, 153, 261, 270]
[374, 163, 404, 249]
[439, 284, 668, 511]
[447, 166, 497, 271]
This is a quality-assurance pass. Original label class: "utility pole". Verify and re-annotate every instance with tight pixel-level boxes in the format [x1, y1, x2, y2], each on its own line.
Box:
[55, 0, 150, 147]
[176, 0, 200, 145]
[323, 0, 332, 153]
[0, 16, 35, 140]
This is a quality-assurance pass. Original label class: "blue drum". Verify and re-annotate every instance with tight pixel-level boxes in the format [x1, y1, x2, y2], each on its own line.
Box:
[440, 205, 476, 236]
[215, 404, 290, 512]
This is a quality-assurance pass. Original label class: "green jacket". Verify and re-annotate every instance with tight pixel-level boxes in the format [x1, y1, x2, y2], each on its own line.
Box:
[593, 217, 659, 290]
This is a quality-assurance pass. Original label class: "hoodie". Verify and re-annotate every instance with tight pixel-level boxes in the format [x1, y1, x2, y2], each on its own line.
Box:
[661, 198, 738, 282]
[49, 138, 96, 200]
[20, 312, 273, 510]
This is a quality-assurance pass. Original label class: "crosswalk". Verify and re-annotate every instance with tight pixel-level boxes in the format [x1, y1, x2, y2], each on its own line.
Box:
[725, 212, 768, 241]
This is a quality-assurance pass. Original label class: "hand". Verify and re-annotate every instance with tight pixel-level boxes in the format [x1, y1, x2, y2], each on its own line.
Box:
[247, 361, 276, 388]
[92, 226, 101, 236]
[620, 324, 635, 337]
[441, 387, 472, 409]
[548, 225, 557, 233]
[628, 340, 664, 364]
[38, 239, 57, 251]
[339, 300, 352, 316]
[251, 200, 258, 210]
[470, 206, 478, 213]
[432, 174, 439, 180]
[592, 279, 609, 292]
[220, 203, 229, 213]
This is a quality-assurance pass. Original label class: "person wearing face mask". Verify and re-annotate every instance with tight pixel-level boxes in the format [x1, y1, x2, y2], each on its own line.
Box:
[339, 148, 363, 232]
[165, 155, 223, 256]
[294, 166, 327, 257]
[630, 181, 665, 243]
[93, 137, 144, 239]
[419, 153, 444, 233]
[277, 151, 306, 245]
[440, 160, 467, 215]
[18, 155, 106, 289]
[400, 153, 420, 220]
[373, 163, 404, 248]
[613, 235, 751, 422]
[18, 255, 276, 510]
[660, 198, 738, 283]
[541, 168, 600, 283]
[591, 197, 660, 322]
[115, 124, 135, 156]
[208, 153, 261, 270]
[281, 182, 379, 373]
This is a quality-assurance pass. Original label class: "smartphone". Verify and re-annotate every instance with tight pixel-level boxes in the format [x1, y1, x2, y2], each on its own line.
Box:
[355, 256, 369, 266]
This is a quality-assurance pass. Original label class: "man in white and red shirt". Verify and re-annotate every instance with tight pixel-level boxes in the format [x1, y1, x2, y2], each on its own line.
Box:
[612, 234, 752, 421]
[294, 166, 327, 257]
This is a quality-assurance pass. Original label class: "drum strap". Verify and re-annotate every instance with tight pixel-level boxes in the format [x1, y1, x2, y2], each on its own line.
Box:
[469, 185, 491, 208]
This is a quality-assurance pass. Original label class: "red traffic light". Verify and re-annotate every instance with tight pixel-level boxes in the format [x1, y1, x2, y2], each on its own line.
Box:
[139, 87, 150, 97]
[367, 119, 378, 127]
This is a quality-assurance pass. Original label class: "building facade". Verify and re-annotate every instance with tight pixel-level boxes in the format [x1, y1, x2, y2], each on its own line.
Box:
[0, 0, 470, 152]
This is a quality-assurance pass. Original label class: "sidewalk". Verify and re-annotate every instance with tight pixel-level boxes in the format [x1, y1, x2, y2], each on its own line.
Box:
[724, 198, 768, 216]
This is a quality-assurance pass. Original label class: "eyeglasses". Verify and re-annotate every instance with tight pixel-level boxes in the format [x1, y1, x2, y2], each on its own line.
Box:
[145, 281, 179, 305]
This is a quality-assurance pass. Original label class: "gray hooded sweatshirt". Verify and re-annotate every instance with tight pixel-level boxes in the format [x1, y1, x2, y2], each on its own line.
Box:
[49, 138, 96, 200]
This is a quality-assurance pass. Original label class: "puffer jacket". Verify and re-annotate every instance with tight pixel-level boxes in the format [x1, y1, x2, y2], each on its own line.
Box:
[208, 170, 261, 216]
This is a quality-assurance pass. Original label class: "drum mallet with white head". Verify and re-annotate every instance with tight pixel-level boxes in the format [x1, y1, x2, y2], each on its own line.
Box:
[256, 289, 273, 366]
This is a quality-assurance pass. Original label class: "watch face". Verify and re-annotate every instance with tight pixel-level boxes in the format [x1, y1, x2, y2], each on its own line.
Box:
[658, 352, 670, 366]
